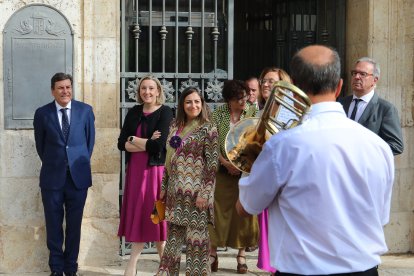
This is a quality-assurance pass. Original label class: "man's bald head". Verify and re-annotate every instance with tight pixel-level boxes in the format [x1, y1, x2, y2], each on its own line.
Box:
[298, 45, 335, 66]
[290, 45, 341, 96]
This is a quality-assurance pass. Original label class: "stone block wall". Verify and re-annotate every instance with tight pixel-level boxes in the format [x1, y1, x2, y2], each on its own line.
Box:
[346, 0, 414, 252]
[0, 0, 121, 273]
[1, 0, 414, 273]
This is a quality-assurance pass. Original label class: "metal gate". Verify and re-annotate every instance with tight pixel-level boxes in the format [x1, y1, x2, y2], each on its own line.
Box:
[119, 0, 346, 256]
[120, 0, 234, 255]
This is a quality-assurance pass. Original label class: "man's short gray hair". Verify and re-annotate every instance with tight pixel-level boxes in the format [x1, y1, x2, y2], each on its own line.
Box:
[356, 57, 380, 78]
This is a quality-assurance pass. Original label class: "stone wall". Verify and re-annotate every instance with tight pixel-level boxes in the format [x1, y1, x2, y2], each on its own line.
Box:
[346, 0, 414, 252]
[0, 0, 413, 273]
[0, 0, 121, 273]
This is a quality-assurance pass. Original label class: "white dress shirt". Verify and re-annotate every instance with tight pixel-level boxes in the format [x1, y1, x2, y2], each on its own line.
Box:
[55, 101, 72, 128]
[239, 102, 394, 274]
[347, 89, 375, 121]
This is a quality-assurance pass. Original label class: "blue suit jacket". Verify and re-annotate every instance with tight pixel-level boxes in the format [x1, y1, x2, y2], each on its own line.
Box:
[34, 100, 95, 190]
[339, 93, 404, 155]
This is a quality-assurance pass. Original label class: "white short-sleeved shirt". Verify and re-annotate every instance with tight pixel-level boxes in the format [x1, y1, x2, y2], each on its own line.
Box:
[239, 101, 394, 275]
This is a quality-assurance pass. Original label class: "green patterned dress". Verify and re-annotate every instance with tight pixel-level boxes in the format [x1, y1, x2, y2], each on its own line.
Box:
[209, 103, 259, 249]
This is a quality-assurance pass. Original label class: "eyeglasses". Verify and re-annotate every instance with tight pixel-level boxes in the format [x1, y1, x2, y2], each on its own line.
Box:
[259, 78, 277, 85]
[350, 70, 374, 78]
[235, 94, 249, 103]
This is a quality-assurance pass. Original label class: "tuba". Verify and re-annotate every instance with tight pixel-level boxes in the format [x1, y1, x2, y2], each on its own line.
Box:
[225, 81, 312, 173]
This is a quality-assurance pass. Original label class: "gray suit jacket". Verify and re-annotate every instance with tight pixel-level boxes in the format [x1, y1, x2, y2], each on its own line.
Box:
[339, 93, 404, 155]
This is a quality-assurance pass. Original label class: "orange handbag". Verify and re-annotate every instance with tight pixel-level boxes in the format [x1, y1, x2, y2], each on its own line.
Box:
[150, 200, 166, 224]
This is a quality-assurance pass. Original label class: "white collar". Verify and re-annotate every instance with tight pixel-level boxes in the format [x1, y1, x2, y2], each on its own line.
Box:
[352, 89, 375, 103]
[302, 101, 345, 122]
[55, 101, 72, 111]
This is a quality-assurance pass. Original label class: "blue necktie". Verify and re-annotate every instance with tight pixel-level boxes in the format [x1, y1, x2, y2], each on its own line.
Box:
[60, 108, 70, 141]
[350, 99, 362, 121]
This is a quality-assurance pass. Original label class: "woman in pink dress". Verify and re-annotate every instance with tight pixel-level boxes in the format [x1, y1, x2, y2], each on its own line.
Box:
[257, 67, 291, 274]
[117, 75, 173, 276]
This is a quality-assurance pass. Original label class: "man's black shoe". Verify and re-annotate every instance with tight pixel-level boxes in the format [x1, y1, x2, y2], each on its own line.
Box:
[50, 272, 63, 276]
[64, 272, 79, 276]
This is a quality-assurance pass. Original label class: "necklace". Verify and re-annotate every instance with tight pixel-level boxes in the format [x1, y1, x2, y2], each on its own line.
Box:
[143, 104, 160, 113]
[228, 104, 242, 123]
[230, 115, 238, 123]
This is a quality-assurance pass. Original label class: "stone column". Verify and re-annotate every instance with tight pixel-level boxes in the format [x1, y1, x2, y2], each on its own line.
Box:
[0, 0, 121, 273]
[346, 0, 414, 252]
[79, 0, 121, 268]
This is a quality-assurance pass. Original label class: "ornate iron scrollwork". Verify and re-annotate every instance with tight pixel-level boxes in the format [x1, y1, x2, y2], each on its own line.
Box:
[179, 79, 199, 93]
[160, 78, 175, 103]
[205, 78, 223, 102]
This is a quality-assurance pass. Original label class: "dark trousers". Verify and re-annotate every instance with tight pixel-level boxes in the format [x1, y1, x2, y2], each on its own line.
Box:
[41, 172, 88, 273]
[275, 266, 378, 276]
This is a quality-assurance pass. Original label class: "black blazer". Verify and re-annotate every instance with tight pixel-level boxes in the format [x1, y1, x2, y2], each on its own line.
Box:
[339, 93, 404, 155]
[118, 104, 173, 165]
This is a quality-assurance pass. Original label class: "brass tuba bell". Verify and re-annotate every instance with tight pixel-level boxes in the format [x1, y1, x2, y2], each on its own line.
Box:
[225, 81, 312, 173]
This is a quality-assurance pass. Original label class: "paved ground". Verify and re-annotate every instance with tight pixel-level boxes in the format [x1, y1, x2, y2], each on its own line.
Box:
[8, 249, 414, 275]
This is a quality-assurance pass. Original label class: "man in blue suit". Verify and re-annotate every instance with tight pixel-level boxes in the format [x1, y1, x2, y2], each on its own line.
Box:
[339, 57, 403, 155]
[34, 73, 95, 276]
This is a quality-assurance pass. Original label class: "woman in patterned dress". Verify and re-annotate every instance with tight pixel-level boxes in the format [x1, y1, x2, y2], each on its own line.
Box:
[117, 75, 173, 276]
[209, 80, 259, 274]
[156, 87, 219, 275]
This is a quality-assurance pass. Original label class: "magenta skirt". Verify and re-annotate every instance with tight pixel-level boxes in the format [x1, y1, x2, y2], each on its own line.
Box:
[257, 208, 276, 273]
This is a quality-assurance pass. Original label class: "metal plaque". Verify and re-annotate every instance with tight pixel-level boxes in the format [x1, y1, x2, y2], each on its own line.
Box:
[3, 4, 73, 129]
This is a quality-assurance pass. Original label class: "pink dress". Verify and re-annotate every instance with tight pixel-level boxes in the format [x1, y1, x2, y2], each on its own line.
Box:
[118, 114, 167, 242]
[257, 208, 276, 273]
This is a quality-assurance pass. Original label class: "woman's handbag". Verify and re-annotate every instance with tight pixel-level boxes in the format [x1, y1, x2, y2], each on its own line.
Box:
[150, 200, 166, 224]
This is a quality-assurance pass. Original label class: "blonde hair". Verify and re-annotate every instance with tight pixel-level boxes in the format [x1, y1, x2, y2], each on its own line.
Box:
[258, 67, 291, 108]
[136, 75, 166, 105]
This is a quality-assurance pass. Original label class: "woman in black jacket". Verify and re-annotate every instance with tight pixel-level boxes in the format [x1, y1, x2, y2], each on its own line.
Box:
[117, 75, 173, 276]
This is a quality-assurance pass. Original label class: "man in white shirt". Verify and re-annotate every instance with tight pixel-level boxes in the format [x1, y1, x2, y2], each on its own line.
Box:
[237, 45, 394, 276]
[338, 57, 403, 155]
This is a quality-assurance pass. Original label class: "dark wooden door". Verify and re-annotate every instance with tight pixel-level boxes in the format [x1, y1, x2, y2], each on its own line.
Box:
[234, 0, 346, 80]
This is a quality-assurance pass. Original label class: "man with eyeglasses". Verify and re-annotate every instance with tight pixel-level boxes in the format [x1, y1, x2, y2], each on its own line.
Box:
[338, 57, 403, 155]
